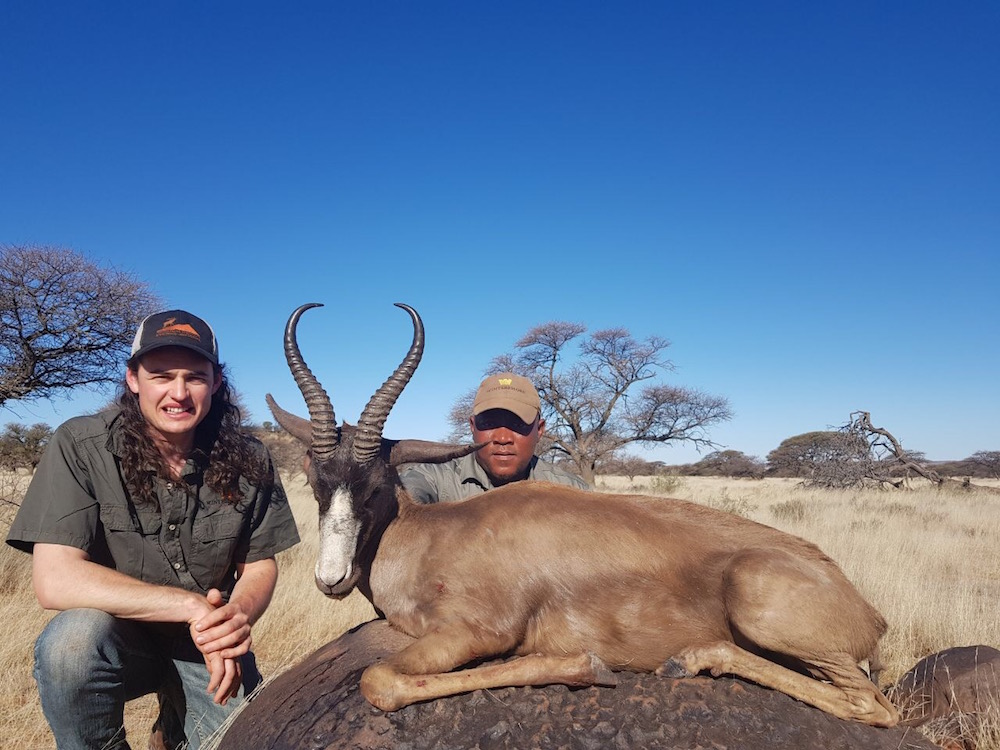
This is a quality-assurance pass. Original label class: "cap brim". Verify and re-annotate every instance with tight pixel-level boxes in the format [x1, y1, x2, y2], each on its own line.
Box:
[129, 341, 218, 365]
[472, 398, 538, 424]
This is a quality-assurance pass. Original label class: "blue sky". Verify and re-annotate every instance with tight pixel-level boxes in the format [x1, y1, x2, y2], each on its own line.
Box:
[2, 2, 997, 464]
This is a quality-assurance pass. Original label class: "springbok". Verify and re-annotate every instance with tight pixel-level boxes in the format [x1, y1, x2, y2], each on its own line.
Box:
[266, 303, 899, 727]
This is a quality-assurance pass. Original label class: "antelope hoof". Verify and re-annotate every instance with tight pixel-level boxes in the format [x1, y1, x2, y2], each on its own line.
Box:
[656, 657, 693, 679]
[587, 654, 618, 687]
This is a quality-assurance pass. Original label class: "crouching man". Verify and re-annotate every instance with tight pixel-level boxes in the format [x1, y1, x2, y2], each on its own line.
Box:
[6, 310, 300, 750]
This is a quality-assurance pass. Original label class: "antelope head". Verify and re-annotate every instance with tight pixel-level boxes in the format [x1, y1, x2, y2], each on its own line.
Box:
[266, 302, 478, 597]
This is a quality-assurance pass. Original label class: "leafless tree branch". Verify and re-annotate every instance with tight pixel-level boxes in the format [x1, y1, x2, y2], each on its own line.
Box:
[1, 245, 161, 408]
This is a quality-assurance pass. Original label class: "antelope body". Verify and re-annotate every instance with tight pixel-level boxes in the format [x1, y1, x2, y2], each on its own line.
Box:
[267, 303, 899, 727]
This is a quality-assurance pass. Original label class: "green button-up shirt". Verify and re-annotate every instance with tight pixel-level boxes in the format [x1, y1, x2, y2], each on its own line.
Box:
[399, 452, 589, 504]
[6, 409, 300, 599]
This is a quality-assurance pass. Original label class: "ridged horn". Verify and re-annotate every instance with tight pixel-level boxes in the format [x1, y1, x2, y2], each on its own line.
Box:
[281, 303, 339, 459]
[353, 303, 422, 464]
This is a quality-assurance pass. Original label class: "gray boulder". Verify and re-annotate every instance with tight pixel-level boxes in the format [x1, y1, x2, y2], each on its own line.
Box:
[220, 620, 937, 750]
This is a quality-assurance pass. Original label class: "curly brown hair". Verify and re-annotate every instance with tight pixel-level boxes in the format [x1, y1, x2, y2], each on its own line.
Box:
[115, 363, 269, 505]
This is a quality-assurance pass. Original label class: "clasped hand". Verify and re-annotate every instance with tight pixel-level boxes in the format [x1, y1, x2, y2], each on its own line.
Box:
[188, 588, 252, 705]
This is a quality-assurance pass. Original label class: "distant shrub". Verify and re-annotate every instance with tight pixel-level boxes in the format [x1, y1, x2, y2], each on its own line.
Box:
[648, 475, 683, 495]
[705, 489, 757, 518]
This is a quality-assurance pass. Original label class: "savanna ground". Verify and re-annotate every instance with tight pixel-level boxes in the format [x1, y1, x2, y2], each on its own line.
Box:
[2, 471, 999, 749]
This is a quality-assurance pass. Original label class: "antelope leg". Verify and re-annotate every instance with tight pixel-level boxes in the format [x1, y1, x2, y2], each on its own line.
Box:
[658, 641, 899, 727]
[361, 627, 615, 711]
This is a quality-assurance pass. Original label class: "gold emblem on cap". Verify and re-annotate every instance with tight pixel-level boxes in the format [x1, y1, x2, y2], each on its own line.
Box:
[498, 378, 512, 386]
[156, 318, 201, 341]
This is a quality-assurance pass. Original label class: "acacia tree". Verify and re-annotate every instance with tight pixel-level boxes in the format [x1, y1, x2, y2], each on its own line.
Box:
[970, 451, 1000, 479]
[595, 453, 658, 480]
[449, 321, 732, 485]
[766, 431, 869, 482]
[775, 412, 1000, 492]
[1, 245, 161, 408]
[690, 450, 765, 478]
[839, 411, 1000, 492]
[0, 422, 53, 471]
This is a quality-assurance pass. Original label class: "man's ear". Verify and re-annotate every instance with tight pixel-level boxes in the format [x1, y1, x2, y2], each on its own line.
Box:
[536, 417, 546, 437]
[125, 366, 140, 395]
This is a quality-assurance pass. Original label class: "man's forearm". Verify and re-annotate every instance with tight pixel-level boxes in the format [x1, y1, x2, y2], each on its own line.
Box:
[230, 558, 278, 625]
[32, 542, 210, 624]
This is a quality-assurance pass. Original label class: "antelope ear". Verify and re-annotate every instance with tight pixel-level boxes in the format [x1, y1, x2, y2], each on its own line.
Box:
[387, 439, 486, 467]
[266, 394, 313, 445]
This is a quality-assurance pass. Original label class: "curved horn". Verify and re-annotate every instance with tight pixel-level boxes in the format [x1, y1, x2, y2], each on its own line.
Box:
[265, 394, 312, 445]
[353, 303, 423, 464]
[388, 439, 487, 467]
[282, 303, 339, 459]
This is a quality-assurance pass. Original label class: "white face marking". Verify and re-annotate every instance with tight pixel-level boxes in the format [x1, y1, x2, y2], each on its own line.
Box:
[315, 486, 363, 587]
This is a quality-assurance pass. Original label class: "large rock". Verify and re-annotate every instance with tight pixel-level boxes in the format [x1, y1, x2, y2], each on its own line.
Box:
[220, 621, 937, 750]
[889, 645, 1000, 749]
[891, 645, 1000, 721]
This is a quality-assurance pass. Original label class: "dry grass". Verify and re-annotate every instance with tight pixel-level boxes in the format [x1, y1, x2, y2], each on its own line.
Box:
[3, 472, 999, 748]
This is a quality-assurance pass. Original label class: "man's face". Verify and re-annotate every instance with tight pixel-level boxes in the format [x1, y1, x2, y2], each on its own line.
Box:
[470, 408, 545, 485]
[125, 347, 221, 446]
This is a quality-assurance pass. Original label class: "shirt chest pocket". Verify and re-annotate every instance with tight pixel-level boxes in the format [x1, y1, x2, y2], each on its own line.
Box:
[189, 505, 246, 590]
[98, 505, 172, 585]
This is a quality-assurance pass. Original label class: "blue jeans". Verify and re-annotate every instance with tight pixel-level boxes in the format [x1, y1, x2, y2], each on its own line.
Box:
[34, 608, 261, 750]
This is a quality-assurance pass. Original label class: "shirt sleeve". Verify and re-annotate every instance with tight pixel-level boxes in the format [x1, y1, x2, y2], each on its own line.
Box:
[242, 448, 301, 563]
[398, 465, 440, 504]
[6, 424, 101, 554]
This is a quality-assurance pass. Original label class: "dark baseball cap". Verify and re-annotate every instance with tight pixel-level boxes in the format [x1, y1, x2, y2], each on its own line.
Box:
[129, 310, 219, 365]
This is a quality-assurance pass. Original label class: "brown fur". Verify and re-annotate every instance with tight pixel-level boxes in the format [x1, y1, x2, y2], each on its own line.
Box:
[356, 481, 899, 726]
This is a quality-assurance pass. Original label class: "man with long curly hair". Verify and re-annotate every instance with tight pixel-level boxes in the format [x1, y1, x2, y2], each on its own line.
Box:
[7, 309, 300, 750]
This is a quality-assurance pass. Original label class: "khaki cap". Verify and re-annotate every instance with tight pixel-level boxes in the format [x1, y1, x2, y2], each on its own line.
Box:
[472, 373, 541, 424]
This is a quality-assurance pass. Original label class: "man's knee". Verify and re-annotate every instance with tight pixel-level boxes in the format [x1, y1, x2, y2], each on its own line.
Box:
[34, 608, 122, 685]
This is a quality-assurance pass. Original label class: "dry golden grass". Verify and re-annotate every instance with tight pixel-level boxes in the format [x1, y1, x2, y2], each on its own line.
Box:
[2, 471, 998, 748]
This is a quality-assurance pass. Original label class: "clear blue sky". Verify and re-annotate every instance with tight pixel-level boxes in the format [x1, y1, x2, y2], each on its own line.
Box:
[2, 2, 997, 463]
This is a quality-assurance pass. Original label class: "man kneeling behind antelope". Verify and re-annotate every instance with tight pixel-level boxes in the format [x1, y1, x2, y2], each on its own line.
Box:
[266, 302, 899, 728]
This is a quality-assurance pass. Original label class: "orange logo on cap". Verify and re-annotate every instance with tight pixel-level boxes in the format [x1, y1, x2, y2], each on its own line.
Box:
[156, 318, 201, 341]
[498, 378, 512, 386]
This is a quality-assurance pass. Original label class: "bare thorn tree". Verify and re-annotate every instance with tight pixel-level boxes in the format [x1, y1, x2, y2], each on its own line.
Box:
[829, 411, 1000, 493]
[969, 451, 1000, 480]
[1, 245, 161, 408]
[450, 320, 732, 485]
